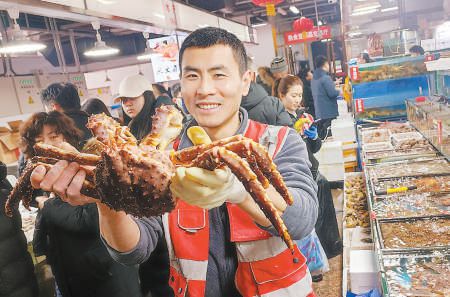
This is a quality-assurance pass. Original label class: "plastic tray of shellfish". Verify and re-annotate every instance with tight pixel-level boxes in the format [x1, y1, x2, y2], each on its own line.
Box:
[375, 216, 450, 254]
[365, 157, 450, 181]
[369, 175, 450, 220]
[343, 172, 370, 229]
[380, 251, 450, 297]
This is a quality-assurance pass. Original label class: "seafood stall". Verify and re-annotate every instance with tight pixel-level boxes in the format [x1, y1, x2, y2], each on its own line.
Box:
[343, 97, 450, 295]
[351, 56, 431, 122]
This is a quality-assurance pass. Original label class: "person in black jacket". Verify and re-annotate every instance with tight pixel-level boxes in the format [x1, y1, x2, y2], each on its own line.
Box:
[274, 75, 342, 261]
[298, 68, 315, 118]
[0, 161, 39, 297]
[40, 83, 92, 145]
[241, 57, 293, 126]
[19, 112, 141, 297]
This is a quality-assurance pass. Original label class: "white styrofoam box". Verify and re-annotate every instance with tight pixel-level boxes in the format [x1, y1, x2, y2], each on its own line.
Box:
[349, 250, 380, 294]
[331, 118, 356, 142]
[318, 163, 345, 182]
[314, 140, 344, 165]
[342, 142, 358, 150]
[338, 100, 350, 115]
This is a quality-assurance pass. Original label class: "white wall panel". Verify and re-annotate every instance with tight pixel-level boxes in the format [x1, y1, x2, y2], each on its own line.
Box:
[0, 78, 22, 117]
[86, 0, 165, 26]
[174, 2, 219, 32]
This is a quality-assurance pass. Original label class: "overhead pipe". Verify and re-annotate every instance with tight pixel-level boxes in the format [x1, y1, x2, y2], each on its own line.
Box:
[47, 17, 65, 73]
[52, 17, 67, 73]
[69, 29, 81, 73]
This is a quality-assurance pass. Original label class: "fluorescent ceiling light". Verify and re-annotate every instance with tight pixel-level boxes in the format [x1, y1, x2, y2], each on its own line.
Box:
[153, 13, 165, 19]
[348, 31, 363, 37]
[84, 40, 119, 57]
[84, 21, 119, 57]
[0, 38, 46, 54]
[351, 8, 378, 16]
[0, 9, 47, 55]
[252, 22, 268, 28]
[381, 6, 398, 12]
[289, 5, 300, 14]
[318, 20, 323, 26]
[198, 24, 210, 28]
[353, 3, 381, 13]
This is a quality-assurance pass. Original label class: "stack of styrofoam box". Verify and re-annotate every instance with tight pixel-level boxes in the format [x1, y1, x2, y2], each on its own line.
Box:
[314, 140, 344, 181]
[331, 118, 358, 172]
[349, 250, 380, 294]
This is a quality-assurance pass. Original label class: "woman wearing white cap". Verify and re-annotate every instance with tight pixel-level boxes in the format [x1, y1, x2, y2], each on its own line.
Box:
[115, 74, 174, 141]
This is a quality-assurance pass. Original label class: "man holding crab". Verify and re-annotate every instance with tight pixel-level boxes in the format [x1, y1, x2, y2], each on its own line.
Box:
[30, 27, 318, 297]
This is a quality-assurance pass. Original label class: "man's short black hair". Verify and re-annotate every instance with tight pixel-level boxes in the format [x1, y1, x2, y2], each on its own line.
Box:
[179, 27, 248, 75]
[315, 55, 328, 69]
[41, 83, 81, 111]
[409, 45, 425, 55]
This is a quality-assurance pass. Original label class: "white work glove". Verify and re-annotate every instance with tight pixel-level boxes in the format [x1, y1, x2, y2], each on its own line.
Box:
[170, 167, 247, 209]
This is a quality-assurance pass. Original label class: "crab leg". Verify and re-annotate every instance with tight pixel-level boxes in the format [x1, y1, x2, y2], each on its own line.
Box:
[34, 143, 101, 166]
[223, 140, 294, 206]
[172, 135, 245, 164]
[191, 146, 295, 253]
[5, 161, 98, 217]
[31, 156, 95, 182]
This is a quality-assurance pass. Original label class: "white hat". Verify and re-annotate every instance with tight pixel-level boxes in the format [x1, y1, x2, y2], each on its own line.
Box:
[115, 74, 153, 103]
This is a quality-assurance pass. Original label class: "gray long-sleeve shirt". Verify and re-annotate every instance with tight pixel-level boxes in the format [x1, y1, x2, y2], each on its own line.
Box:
[104, 108, 318, 297]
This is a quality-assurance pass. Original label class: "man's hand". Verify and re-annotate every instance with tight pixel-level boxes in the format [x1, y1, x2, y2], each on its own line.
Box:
[30, 160, 96, 206]
[170, 167, 247, 209]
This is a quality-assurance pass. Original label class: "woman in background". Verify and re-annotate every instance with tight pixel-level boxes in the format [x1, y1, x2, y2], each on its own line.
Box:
[274, 75, 343, 265]
[19, 111, 141, 297]
[116, 75, 174, 141]
[81, 98, 112, 117]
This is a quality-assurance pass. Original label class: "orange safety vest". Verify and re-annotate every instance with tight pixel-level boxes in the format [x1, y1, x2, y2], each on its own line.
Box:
[163, 120, 316, 297]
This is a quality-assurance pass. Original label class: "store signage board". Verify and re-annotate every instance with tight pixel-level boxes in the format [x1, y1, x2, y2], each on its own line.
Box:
[284, 26, 332, 45]
[149, 35, 183, 82]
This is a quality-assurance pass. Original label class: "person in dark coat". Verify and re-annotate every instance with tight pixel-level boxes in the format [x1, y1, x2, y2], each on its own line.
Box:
[274, 75, 342, 262]
[311, 55, 341, 139]
[241, 57, 293, 126]
[298, 68, 315, 118]
[0, 161, 39, 297]
[19, 112, 141, 297]
[40, 82, 93, 145]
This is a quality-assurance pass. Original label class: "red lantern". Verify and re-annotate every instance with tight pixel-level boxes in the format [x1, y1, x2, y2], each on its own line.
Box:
[251, 0, 283, 6]
[293, 17, 314, 32]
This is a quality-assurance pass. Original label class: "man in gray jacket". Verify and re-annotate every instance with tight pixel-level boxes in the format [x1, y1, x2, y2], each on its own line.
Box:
[241, 57, 293, 126]
[311, 55, 341, 139]
[29, 27, 318, 297]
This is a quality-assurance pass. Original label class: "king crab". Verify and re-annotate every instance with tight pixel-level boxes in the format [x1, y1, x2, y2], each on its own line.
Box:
[6, 105, 296, 252]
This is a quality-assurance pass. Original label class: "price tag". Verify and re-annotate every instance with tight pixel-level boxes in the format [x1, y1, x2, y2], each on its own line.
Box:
[355, 99, 364, 113]
[437, 120, 442, 144]
[350, 66, 359, 81]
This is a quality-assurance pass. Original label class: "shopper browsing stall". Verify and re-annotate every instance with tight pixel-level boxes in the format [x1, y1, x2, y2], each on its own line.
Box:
[274, 75, 343, 260]
[311, 55, 341, 139]
[28, 27, 318, 297]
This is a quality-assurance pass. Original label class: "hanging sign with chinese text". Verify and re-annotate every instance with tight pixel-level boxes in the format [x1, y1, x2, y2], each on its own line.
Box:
[284, 26, 332, 45]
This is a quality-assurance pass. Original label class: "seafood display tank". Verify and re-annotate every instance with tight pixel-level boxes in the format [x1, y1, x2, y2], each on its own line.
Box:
[352, 56, 431, 122]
